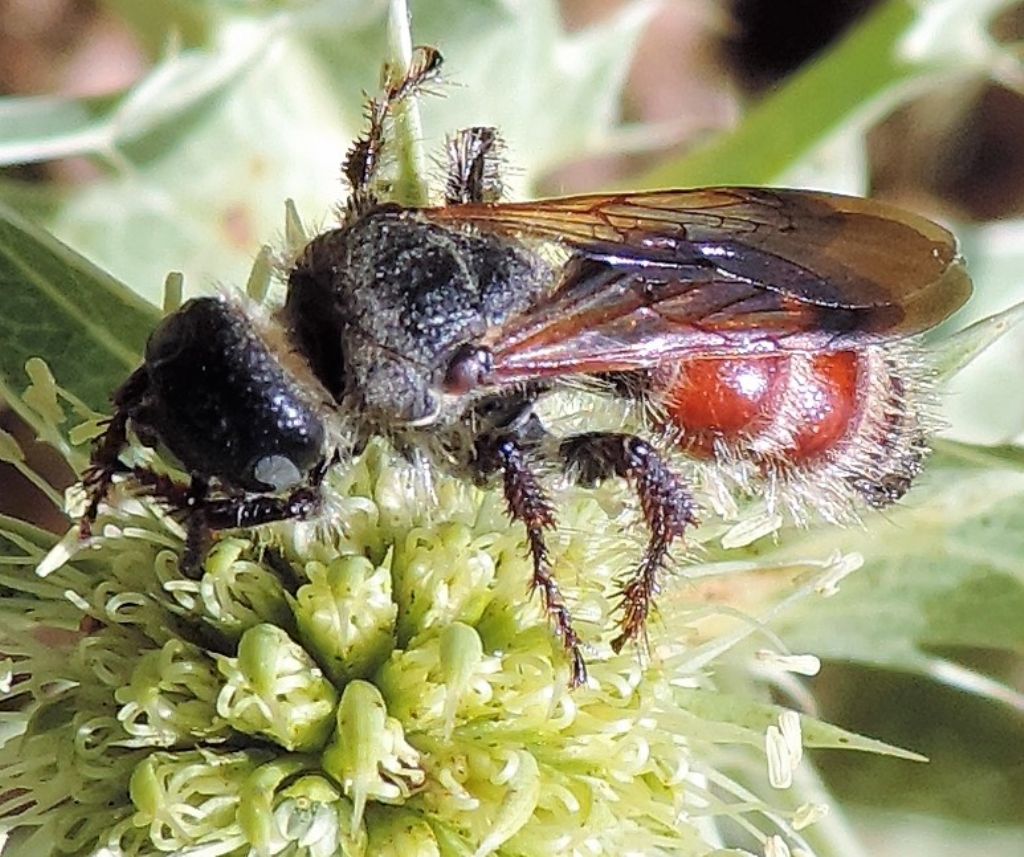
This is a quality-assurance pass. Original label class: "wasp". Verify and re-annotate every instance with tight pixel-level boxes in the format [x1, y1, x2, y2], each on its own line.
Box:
[80, 48, 972, 686]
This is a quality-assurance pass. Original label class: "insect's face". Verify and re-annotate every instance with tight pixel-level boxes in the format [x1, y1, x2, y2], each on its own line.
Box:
[138, 297, 329, 493]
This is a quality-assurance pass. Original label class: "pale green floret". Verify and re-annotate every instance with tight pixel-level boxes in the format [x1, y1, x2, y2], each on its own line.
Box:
[217, 623, 338, 752]
[322, 680, 424, 830]
[128, 749, 269, 850]
[200, 538, 294, 634]
[293, 554, 397, 684]
[237, 762, 359, 857]
[116, 639, 228, 746]
[365, 809, 441, 857]
[393, 521, 501, 644]
[0, 416, 929, 856]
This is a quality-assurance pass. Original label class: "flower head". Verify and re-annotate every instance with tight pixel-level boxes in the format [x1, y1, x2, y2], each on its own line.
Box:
[0, 421, 874, 856]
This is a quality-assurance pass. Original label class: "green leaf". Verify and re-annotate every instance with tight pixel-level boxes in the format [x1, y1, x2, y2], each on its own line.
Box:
[637, 0, 1011, 189]
[772, 462, 1024, 669]
[675, 688, 925, 760]
[0, 201, 158, 426]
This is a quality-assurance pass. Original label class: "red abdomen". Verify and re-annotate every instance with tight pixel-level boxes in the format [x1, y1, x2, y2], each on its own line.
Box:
[655, 352, 862, 463]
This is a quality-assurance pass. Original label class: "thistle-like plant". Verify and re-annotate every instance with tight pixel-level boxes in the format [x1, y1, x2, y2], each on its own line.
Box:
[1, 2, 1024, 856]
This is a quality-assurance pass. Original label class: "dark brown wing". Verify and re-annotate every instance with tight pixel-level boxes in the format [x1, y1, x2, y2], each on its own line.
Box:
[423, 188, 972, 381]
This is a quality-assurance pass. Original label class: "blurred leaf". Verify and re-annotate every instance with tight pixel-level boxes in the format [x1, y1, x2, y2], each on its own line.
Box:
[0, 95, 119, 165]
[638, 0, 1014, 189]
[771, 462, 1024, 669]
[676, 688, 926, 761]
[0, 514, 58, 556]
[638, 0, 914, 188]
[0, 9, 371, 301]
[814, 664, 1024, 829]
[38, 33, 358, 303]
[0, 0, 649, 303]
[101, 0, 212, 53]
[940, 219, 1024, 445]
[843, 811, 1024, 857]
[0, 201, 158, 425]
[924, 573, 1024, 651]
[393, 0, 653, 193]
[932, 439, 1024, 471]
[0, 25, 274, 168]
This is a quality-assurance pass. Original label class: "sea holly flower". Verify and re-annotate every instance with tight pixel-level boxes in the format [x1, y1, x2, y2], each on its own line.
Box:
[0, 380, 979, 855]
[0, 169, 1021, 857]
[2, 2, 1024, 855]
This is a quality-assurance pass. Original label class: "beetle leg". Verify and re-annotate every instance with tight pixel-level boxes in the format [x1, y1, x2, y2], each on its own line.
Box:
[561, 432, 698, 654]
[80, 411, 130, 538]
[197, 487, 322, 530]
[475, 431, 588, 688]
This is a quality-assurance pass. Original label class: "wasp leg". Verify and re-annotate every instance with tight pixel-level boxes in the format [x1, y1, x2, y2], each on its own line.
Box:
[197, 488, 322, 530]
[188, 488, 321, 575]
[445, 126, 503, 205]
[560, 432, 698, 654]
[130, 468, 323, 576]
[475, 432, 588, 688]
[80, 366, 149, 538]
[80, 411, 130, 538]
[343, 45, 444, 203]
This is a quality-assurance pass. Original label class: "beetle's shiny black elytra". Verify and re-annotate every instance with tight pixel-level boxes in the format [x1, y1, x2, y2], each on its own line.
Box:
[81, 47, 971, 687]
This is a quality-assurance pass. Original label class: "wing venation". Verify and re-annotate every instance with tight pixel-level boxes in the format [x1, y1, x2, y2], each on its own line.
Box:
[423, 187, 972, 382]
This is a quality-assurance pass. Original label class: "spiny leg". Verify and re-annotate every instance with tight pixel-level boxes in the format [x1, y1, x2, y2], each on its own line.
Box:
[80, 366, 149, 538]
[343, 45, 444, 202]
[130, 468, 323, 576]
[445, 126, 504, 205]
[80, 411, 129, 538]
[477, 434, 588, 687]
[561, 432, 697, 654]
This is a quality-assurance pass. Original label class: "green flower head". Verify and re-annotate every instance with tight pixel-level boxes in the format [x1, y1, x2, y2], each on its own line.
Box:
[0, 417, 931, 857]
[2, 3, 1023, 856]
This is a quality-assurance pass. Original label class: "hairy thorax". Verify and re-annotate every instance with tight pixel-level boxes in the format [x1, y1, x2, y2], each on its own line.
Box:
[284, 206, 553, 431]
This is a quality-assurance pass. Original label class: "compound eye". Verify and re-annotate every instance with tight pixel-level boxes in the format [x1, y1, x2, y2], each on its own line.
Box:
[443, 345, 493, 395]
[253, 454, 304, 491]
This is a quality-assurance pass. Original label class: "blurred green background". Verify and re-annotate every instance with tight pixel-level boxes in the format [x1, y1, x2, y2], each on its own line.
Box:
[1, 1, 1022, 854]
